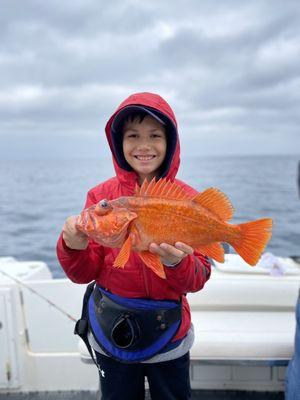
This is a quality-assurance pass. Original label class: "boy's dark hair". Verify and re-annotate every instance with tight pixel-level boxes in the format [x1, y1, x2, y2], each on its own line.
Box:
[111, 105, 177, 178]
[123, 111, 148, 125]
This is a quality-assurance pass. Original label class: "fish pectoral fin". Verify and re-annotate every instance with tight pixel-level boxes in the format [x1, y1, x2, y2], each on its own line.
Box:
[113, 235, 132, 268]
[138, 251, 166, 279]
[193, 188, 234, 222]
[195, 242, 225, 263]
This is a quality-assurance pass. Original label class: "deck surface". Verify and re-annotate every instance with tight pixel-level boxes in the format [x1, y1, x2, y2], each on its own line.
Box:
[0, 390, 284, 399]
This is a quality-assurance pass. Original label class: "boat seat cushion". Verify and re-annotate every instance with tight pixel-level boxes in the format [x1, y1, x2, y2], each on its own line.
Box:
[187, 273, 299, 362]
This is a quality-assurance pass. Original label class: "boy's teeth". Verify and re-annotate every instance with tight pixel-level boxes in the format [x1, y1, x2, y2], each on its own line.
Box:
[136, 155, 154, 160]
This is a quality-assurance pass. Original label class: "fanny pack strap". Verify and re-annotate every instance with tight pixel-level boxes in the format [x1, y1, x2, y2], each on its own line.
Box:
[74, 281, 98, 367]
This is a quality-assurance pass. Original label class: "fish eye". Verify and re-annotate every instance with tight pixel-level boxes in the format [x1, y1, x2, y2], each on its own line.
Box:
[99, 199, 109, 208]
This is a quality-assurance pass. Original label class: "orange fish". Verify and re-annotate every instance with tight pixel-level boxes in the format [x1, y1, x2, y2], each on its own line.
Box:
[76, 178, 273, 279]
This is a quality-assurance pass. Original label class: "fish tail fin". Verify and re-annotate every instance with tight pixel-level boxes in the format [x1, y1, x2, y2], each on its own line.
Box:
[230, 218, 273, 266]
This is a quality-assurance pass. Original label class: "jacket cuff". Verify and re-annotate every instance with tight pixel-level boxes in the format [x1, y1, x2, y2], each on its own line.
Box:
[163, 260, 181, 268]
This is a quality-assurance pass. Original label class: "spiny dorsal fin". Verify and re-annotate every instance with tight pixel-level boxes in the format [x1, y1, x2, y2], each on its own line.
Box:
[192, 188, 234, 221]
[134, 182, 140, 195]
[135, 178, 191, 200]
[140, 179, 148, 194]
[144, 178, 156, 195]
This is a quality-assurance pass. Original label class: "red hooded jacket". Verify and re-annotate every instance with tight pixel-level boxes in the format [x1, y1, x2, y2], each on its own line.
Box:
[56, 92, 211, 342]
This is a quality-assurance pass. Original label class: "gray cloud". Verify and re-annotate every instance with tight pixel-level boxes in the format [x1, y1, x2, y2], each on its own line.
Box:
[0, 0, 299, 157]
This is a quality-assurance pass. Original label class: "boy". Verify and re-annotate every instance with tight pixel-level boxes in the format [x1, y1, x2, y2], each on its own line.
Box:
[57, 92, 211, 400]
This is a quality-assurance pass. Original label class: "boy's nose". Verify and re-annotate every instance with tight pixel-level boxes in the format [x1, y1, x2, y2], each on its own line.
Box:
[136, 139, 151, 150]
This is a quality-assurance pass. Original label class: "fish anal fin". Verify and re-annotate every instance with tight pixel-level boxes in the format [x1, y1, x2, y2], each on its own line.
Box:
[193, 188, 234, 222]
[138, 178, 191, 201]
[113, 235, 132, 268]
[138, 251, 166, 279]
[195, 242, 225, 263]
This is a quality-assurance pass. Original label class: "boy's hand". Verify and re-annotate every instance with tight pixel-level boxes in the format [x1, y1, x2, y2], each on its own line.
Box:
[149, 242, 194, 266]
[62, 216, 89, 250]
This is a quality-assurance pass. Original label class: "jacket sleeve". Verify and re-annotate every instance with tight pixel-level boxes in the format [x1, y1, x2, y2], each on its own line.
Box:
[56, 190, 105, 284]
[164, 252, 211, 294]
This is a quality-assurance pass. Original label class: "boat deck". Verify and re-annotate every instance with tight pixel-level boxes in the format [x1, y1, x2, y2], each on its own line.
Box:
[0, 390, 284, 399]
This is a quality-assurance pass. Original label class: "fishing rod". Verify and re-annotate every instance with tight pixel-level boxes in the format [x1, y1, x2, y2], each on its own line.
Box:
[0, 268, 77, 322]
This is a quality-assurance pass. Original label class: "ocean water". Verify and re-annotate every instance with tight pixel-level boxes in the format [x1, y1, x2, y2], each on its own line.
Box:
[0, 155, 299, 278]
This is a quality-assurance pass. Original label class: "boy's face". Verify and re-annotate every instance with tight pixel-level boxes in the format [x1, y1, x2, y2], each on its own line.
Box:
[122, 115, 167, 184]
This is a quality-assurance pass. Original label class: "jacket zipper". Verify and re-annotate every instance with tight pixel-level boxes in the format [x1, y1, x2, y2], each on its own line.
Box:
[141, 263, 150, 298]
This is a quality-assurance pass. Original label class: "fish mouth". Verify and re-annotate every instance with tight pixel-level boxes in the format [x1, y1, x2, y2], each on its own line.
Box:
[77, 206, 137, 248]
[89, 212, 97, 229]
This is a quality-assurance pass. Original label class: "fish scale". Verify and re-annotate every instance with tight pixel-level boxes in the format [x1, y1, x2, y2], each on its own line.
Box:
[129, 199, 219, 247]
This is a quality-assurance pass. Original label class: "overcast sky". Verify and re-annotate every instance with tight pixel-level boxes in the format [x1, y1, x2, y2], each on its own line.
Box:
[1, 0, 300, 159]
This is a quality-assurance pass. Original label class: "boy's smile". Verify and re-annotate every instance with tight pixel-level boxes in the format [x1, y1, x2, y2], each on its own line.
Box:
[122, 115, 167, 184]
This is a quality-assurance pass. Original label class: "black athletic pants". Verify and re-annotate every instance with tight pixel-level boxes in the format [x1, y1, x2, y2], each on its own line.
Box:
[95, 351, 191, 400]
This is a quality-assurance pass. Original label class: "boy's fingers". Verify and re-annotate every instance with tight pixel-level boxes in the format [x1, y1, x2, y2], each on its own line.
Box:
[160, 243, 184, 257]
[62, 215, 89, 250]
[149, 243, 166, 257]
[149, 243, 184, 259]
[65, 216, 79, 232]
[174, 242, 194, 255]
[64, 216, 85, 236]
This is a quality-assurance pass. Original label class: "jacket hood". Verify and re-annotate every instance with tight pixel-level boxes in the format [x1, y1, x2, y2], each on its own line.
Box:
[105, 92, 180, 190]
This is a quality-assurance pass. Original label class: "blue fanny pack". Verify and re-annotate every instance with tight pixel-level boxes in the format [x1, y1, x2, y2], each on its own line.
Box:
[88, 286, 182, 363]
